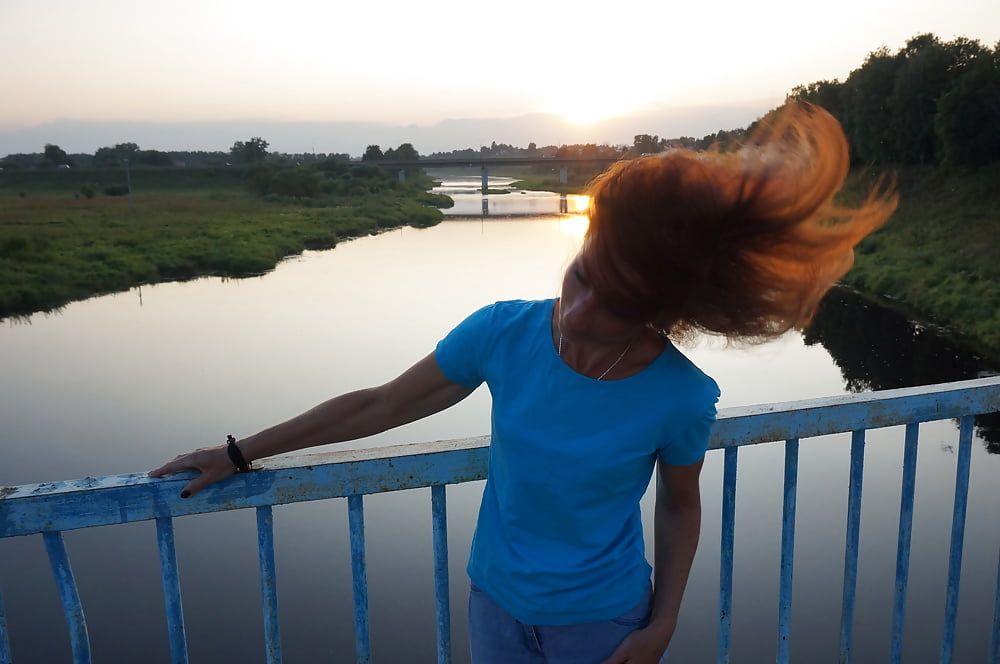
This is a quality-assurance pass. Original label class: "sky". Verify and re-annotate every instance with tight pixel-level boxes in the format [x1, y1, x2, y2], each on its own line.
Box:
[1, 0, 998, 155]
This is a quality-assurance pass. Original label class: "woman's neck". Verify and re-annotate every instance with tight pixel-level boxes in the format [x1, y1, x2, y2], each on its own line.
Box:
[551, 300, 665, 379]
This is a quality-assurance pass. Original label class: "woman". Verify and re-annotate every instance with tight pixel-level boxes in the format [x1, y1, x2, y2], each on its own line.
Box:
[150, 102, 896, 663]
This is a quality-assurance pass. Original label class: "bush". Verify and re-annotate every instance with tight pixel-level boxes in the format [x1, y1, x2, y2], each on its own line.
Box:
[317, 158, 348, 175]
[249, 166, 323, 198]
[104, 185, 130, 196]
[80, 184, 96, 199]
[1, 237, 29, 257]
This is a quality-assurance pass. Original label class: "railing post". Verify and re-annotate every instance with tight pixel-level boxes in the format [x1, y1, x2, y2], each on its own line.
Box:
[431, 485, 452, 664]
[155, 517, 189, 664]
[256, 506, 283, 664]
[717, 446, 738, 664]
[348, 495, 372, 664]
[0, 587, 11, 664]
[992, 546, 1000, 664]
[890, 423, 919, 664]
[776, 438, 799, 664]
[839, 429, 866, 664]
[480, 165, 488, 195]
[42, 532, 91, 664]
[940, 415, 974, 664]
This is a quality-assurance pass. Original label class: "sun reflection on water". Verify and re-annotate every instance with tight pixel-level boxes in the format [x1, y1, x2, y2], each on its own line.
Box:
[559, 214, 589, 237]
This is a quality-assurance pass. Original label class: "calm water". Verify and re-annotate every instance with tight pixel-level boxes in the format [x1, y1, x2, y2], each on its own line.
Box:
[1, 179, 998, 663]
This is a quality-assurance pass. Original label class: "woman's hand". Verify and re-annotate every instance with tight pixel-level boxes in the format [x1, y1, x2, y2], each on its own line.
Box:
[148, 445, 235, 498]
[601, 624, 672, 664]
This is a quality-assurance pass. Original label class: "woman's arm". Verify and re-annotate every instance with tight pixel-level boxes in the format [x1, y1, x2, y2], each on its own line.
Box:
[602, 458, 703, 664]
[148, 352, 476, 497]
[649, 458, 703, 641]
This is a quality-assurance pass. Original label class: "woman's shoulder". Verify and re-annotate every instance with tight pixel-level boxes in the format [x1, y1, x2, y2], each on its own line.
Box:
[661, 342, 721, 402]
[483, 298, 553, 328]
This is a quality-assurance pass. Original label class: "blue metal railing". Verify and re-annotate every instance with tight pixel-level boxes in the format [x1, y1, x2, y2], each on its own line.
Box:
[1, 377, 999, 664]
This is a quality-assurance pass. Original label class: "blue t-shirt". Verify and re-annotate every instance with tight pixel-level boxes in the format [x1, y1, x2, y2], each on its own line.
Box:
[435, 299, 720, 625]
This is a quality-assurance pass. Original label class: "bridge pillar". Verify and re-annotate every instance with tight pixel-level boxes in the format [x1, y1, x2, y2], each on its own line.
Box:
[481, 165, 489, 195]
[559, 166, 568, 185]
[398, 169, 406, 183]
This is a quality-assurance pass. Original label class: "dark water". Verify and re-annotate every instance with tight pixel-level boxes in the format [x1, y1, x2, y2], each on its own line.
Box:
[1, 184, 998, 663]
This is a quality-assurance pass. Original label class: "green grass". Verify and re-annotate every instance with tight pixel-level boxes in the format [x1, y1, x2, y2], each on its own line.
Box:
[0, 173, 450, 318]
[840, 164, 1000, 355]
[0, 166, 249, 195]
[507, 172, 602, 194]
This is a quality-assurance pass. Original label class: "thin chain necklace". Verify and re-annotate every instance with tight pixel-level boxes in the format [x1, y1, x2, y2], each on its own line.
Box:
[558, 333, 631, 380]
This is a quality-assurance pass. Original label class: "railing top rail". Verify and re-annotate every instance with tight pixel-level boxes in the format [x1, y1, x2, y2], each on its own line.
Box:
[2, 377, 998, 538]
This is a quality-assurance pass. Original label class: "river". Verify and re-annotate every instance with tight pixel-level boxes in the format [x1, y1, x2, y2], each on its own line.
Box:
[1, 177, 997, 662]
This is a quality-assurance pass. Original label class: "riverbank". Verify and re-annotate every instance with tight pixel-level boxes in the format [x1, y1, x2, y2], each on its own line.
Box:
[840, 164, 1000, 357]
[0, 171, 452, 319]
[513, 162, 1000, 357]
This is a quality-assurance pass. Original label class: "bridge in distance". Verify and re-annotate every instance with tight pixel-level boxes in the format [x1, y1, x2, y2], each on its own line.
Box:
[358, 156, 624, 193]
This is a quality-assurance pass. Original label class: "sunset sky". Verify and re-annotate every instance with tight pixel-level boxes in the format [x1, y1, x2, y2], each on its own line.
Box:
[2, 0, 998, 152]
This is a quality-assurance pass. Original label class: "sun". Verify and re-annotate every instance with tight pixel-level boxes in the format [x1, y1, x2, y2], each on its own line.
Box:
[541, 94, 634, 126]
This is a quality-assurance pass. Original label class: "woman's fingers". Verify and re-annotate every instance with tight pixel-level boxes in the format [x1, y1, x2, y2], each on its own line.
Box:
[148, 455, 196, 477]
[148, 446, 235, 498]
[148, 449, 208, 476]
[180, 469, 222, 499]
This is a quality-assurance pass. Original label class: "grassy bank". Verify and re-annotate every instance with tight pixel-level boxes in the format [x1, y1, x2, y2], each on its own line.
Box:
[0, 169, 451, 319]
[503, 162, 1000, 356]
[507, 171, 604, 195]
[841, 164, 1000, 355]
[0, 166, 250, 195]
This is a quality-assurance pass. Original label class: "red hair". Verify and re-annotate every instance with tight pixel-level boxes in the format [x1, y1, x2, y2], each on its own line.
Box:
[583, 101, 897, 343]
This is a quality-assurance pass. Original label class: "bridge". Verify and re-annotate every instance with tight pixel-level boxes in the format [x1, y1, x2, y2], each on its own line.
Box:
[359, 156, 623, 194]
[2, 377, 999, 663]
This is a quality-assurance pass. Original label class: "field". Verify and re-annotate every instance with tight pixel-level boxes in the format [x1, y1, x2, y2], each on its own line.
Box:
[0, 168, 450, 318]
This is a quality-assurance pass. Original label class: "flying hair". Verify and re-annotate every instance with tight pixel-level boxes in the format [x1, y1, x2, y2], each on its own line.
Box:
[582, 101, 898, 344]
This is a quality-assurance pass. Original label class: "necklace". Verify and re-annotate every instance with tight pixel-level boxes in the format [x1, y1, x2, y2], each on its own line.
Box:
[558, 332, 632, 381]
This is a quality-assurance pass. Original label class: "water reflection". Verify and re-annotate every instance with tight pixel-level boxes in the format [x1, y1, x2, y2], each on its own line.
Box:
[432, 175, 589, 217]
[804, 287, 1000, 450]
[2, 203, 998, 662]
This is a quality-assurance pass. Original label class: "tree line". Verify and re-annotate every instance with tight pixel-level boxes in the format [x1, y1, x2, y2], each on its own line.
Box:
[0, 137, 350, 170]
[790, 33, 999, 168]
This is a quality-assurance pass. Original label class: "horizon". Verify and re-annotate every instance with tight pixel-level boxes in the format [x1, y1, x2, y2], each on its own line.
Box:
[0, 101, 778, 157]
[2, 0, 999, 156]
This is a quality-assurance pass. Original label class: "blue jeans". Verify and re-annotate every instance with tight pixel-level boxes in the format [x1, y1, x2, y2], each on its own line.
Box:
[468, 582, 669, 664]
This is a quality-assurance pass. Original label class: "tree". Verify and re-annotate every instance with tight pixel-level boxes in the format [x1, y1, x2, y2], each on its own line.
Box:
[42, 143, 70, 167]
[935, 47, 1000, 168]
[632, 134, 661, 156]
[393, 143, 419, 161]
[842, 46, 901, 163]
[362, 144, 383, 162]
[94, 142, 140, 166]
[790, 80, 844, 121]
[230, 137, 269, 164]
[527, 142, 537, 153]
[888, 34, 967, 164]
